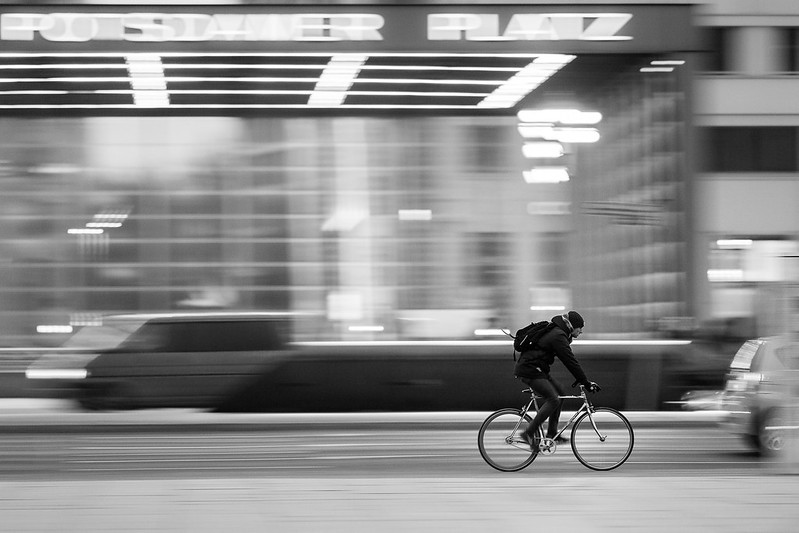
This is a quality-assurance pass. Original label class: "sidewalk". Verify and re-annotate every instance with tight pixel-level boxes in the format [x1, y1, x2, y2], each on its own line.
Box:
[1, 474, 798, 533]
[0, 398, 724, 432]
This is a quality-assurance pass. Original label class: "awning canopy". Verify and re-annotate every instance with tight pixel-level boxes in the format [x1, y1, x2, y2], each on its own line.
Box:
[0, 4, 697, 115]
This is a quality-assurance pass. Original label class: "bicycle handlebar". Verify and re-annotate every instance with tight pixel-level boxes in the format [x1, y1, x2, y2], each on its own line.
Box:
[572, 380, 601, 393]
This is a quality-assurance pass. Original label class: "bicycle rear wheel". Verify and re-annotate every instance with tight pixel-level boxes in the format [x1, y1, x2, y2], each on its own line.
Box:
[478, 408, 541, 472]
[570, 407, 634, 471]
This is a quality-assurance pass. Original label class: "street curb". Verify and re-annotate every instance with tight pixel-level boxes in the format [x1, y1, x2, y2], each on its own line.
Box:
[0, 400, 724, 433]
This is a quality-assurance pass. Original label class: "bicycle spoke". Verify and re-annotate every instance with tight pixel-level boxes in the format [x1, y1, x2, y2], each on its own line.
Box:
[570, 407, 634, 471]
[478, 409, 540, 472]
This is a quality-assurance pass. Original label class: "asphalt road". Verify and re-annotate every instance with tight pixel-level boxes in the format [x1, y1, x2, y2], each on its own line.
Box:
[1, 404, 799, 532]
[0, 423, 768, 480]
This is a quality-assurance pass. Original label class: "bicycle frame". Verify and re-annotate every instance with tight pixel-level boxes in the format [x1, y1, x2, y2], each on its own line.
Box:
[519, 386, 607, 442]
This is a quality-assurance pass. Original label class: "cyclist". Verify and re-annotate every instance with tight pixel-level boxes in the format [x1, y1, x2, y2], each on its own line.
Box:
[514, 310, 600, 448]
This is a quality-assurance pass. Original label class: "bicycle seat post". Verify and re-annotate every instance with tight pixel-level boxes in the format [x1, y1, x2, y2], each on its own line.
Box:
[530, 389, 540, 411]
[521, 387, 539, 411]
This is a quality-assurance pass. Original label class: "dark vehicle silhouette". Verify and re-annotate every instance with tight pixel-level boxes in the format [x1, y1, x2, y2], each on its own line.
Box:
[26, 312, 290, 410]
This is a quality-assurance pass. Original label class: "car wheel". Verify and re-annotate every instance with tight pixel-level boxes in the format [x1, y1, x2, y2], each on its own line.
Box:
[77, 383, 107, 410]
[77, 381, 136, 410]
[758, 409, 786, 456]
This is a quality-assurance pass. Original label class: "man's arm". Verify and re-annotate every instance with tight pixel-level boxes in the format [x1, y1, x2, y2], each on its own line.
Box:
[551, 334, 590, 386]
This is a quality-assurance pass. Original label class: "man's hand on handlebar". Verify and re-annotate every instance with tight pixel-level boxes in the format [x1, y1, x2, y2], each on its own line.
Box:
[571, 381, 602, 393]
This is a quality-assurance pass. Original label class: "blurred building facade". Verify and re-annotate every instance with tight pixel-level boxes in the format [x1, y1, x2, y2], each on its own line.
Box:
[694, 0, 799, 338]
[0, 0, 795, 345]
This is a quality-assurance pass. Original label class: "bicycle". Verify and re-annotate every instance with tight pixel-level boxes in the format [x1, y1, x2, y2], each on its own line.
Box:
[478, 384, 634, 472]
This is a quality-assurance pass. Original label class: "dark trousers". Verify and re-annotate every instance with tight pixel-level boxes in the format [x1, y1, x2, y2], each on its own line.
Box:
[521, 375, 565, 438]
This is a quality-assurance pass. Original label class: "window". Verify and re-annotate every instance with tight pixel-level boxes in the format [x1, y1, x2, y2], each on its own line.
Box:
[701, 127, 798, 172]
[166, 321, 284, 352]
[788, 28, 799, 73]
[730, 340, 761, 371]
[120, 319, 285, 352]
[118, 322, 170, 352]
[701, 27, 732, 72]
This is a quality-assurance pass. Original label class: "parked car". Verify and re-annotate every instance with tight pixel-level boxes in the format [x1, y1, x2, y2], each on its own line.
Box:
[720, 336, 799, 455]
[25, 312, 291, 410]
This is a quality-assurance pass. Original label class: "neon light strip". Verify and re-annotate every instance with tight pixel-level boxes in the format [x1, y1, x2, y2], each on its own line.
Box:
[293, 340, 693, 347]
[575, 340, 692, 346]
[0, 90, 489, 97]
[0, 76, 507, 85]
[0, 52, 553, 109]
[650, 60, 685, 66]
[0, 90, 69, 95]
[0, 104, 514, 109]
[0, 64, 523, 73]
[0, 52, 544, 59]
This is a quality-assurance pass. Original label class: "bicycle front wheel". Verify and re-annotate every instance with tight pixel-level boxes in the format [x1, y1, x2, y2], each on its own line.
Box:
[478, 408, 540, 472]
[571, 407, 634, 471]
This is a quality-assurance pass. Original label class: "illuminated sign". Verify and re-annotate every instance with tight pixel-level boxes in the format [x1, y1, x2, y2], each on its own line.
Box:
[427, 13, 632, 41]
[0, 5, 697, 113]
[0, 13, 386, 42]
[0, 12, 632, 43]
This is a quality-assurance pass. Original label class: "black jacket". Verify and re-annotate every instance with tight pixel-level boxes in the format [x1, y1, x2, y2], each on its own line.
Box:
[514, 315, 590, 386]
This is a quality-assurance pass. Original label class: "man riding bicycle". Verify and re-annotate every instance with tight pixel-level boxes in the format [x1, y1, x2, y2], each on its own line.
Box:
[514, 310, 600, 448]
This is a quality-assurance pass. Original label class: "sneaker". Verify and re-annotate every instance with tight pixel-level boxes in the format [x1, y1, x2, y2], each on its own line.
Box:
[552, 435, 569, 445]
[520, 432, 540, 451]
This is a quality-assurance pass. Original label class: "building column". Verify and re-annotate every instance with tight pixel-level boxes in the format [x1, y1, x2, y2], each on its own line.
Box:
[729, 27, 787, 74]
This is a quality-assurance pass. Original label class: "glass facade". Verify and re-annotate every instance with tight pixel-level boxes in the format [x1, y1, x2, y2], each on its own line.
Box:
[0, 115, 580, 345]
[572, 62, 692, 334]
[0, 62, 697, 347]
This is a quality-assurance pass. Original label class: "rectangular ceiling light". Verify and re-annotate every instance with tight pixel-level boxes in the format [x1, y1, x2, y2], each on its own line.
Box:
[523, 167, 570, 183]
[478, 54, 575, 108]
[398, 209, 433, 221]
[125, 54, 169, 107]
[0, 52, 568, 111]
[308, 54, 366, 107]
[522, 141, 564, 158]
[716, 239, 753, 249]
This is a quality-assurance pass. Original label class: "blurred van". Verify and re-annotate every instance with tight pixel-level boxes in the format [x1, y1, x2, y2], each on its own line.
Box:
[720, 336, 799, 455]
[25, 312, 290, 410]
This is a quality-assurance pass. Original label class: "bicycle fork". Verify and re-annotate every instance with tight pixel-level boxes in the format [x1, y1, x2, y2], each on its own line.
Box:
[584, 408, 608, 442]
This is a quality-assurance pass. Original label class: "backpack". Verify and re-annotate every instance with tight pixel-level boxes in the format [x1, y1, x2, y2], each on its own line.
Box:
[508, 320, 556, 361]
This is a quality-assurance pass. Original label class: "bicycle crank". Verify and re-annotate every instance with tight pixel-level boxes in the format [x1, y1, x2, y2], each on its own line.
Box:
[538, 438, 558, 455]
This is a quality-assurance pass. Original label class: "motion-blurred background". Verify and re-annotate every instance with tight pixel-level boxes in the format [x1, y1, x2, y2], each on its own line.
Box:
[0, 0, 797, 410]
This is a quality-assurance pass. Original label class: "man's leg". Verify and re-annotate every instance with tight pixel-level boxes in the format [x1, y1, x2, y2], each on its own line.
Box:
[544, 377, 566, 439]
[522, 377, 560, 440]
